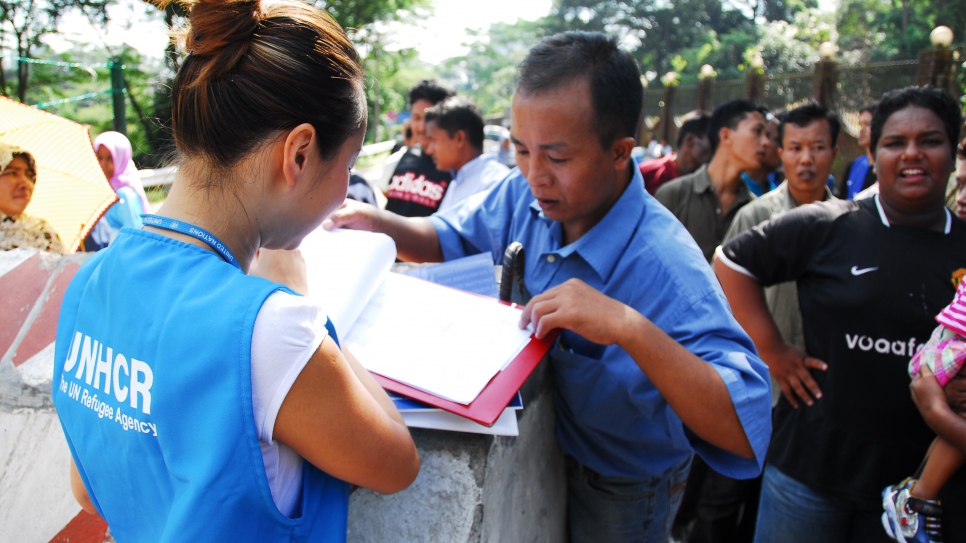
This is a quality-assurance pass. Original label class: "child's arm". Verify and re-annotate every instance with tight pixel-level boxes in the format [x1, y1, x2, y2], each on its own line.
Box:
[912, 365, 966, 454]
[273, 336, 420, 495]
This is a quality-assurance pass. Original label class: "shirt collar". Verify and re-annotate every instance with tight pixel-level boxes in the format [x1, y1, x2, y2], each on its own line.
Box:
[529, 164, 646, 282]
[0, 211, 18, 223]
[873, 193, 952, 234]
[694, 164, 753, 199]
[691, 164, 712, 194]
[453, 153, 491, 185]
[779, 180, 835, 208]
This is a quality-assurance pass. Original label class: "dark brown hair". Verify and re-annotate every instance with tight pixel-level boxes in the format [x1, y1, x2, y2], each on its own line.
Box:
[424, 97, 485, 150]
[159, 0, 365, 171]
[871, 86, 962, 156]
[12, 152, 37, 182]
[517, 32, 642, 149]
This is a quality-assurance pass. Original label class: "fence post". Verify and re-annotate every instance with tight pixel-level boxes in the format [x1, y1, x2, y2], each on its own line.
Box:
[659, 72, 678, 144]
[638, 77, 649, 145]
[745, 55, 765, 104]
[110, 57, 127, 136]
[812, 43, 839, 110]
[697, 64, 716, 111]
[917, 26, 959, 97]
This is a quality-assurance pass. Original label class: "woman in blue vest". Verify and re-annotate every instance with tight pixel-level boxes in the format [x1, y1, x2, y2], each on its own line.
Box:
[52, 0, 420, 540]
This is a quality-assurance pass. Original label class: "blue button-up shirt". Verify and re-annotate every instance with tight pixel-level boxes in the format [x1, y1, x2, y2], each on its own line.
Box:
[429, 166, 771, 479]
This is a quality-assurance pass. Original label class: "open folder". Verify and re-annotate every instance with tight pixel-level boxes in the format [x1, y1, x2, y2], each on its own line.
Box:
[299, 227, 556, 426]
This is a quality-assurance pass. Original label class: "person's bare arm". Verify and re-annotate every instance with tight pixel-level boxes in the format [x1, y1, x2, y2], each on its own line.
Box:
[520, 278, 754, 459]
[912, 366, 966, 454]
[70, 459, 100, 516]
[322, 199, 443, 263]
[713, 255, 827, 408]
[249, 246, 419, 493]
[274, 336, 419, 494]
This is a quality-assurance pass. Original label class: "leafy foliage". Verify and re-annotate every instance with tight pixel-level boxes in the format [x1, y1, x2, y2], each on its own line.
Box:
[21, 42, 170, 167]
[837, 0, 966, 61]
[0, 0, 109, 100]
[438, 19, 548, 116]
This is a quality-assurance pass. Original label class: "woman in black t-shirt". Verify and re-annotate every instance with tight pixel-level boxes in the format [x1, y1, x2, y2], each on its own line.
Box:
[714, 87, 966, 543]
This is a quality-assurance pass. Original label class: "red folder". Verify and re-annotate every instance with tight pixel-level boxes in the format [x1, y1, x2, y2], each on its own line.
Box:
[372, 325, 559, 427]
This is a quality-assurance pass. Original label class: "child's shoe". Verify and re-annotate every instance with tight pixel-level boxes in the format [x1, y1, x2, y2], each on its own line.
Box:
[882, 479, 943, 543]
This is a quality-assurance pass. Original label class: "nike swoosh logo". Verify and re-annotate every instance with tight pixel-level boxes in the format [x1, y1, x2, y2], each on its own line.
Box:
[851, 266, 879, 276]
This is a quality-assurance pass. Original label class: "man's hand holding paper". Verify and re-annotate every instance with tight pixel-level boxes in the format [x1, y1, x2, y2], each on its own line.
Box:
[520, 278, 633, 346]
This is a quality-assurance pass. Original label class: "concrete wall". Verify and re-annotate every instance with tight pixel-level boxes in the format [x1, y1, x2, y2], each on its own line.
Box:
[347, 363, 566, 543]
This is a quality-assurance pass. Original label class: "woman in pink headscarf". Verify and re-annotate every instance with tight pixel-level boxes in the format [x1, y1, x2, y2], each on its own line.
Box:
[94, 131, 151, 212]
[83, 132, 150, 250]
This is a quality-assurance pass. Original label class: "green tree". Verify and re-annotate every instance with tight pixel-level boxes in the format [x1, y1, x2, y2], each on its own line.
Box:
[315, 0, 431, 142]
[23, 42, 168, 166]
[363, 41, 436, 142]
[756, 7, 836, 73]
[438, 19, 548, 116]
[0, 0, 109, 100]
[546, 0, 758, 83]
[151, 0, 431, 145]
[837, 0, 966, 61]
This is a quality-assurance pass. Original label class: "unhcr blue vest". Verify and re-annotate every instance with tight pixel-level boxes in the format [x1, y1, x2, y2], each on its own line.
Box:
[52, 228, 350, 542]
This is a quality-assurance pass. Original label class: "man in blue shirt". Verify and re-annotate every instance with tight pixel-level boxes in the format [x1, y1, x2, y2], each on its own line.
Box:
[325, 31, 771, 542]
[423, 96, 510, 211]
[837, 104, 877, 199]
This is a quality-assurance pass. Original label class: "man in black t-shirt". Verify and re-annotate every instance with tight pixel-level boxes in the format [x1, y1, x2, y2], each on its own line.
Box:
[718, 197, 966, 542]
[714, 86, 966, 543]
[384, 79, 456, 217]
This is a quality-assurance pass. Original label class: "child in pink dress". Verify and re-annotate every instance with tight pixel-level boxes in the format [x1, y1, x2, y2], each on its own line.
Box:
[883, 278, 966, 543]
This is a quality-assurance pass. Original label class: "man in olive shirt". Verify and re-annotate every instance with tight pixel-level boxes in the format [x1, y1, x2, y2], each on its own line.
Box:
[654, 100, 769, 262]
[724, 102, 839, 386]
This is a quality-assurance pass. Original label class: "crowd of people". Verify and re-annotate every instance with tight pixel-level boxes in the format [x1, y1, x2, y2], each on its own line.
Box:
[0, 0, 958, 541]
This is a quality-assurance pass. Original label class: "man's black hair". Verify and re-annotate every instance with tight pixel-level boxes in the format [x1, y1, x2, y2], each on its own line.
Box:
[424, 97, 485, 150]
[676, 111, 711, 149]
[860, 103, 877, 115]
[870, 86, 962, 156]
[516, 31, 642, 148]
[408, 79, 456, 108]
[778, 102, 842, 148]
[707, 100, 762, 154]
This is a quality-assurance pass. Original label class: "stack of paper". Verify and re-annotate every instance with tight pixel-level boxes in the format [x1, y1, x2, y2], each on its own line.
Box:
[300, 228, 538, 430]
[344, 272, 532, 405]
[391, 392, 523, 436]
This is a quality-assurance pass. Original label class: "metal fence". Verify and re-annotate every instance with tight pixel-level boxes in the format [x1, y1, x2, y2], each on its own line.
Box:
[642, 58, 932, 140]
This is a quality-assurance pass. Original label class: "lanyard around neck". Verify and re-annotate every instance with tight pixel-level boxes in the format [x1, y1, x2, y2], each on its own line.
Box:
[141, 214, 242, 270]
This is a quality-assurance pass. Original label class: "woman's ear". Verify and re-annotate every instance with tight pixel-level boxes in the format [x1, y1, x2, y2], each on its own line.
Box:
[282, 123, 318, 188]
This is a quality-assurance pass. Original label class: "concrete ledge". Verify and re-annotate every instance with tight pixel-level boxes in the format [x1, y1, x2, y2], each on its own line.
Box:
[347, 361, 566, 542]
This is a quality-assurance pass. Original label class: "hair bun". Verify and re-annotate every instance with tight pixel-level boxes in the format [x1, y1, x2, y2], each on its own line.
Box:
[156, 0, 261, 85]
[164, 0, 364, 169]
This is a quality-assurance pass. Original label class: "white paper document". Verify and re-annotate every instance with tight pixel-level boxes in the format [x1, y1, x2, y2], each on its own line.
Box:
[298, 228, 396, 335]
[343, 273, 533, 405]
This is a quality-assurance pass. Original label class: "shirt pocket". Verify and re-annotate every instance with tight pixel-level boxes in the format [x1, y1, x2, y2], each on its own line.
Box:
[551, 343, 629, 435]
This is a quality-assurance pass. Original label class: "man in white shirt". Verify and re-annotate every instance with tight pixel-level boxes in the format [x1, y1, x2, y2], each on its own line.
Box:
[424, 97, 510, 211]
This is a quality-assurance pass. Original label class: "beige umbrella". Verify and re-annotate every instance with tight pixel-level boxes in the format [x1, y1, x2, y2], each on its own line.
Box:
[0, 95, 117, 252]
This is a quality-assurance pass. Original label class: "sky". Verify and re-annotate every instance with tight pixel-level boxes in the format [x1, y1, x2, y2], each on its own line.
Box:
[51, 0, 555, 65]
